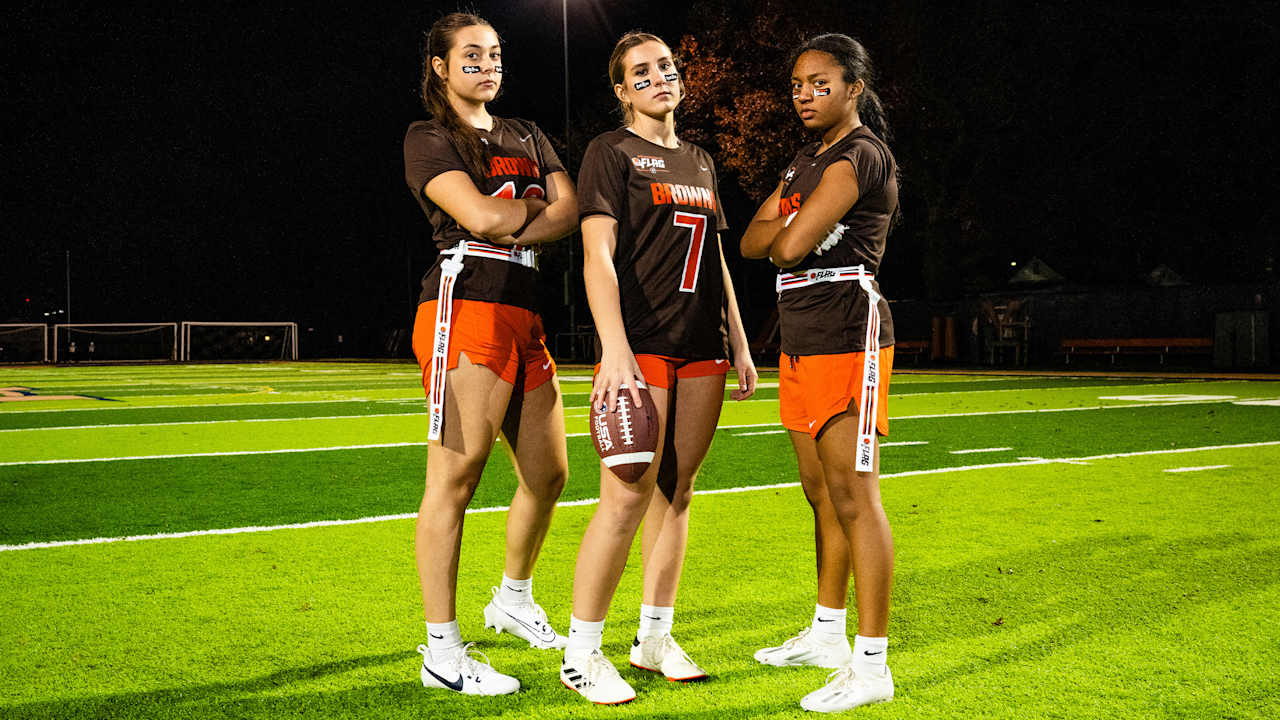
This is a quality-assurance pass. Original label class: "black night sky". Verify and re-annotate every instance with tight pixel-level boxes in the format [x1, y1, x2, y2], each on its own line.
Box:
[5, 1, 1277, 356]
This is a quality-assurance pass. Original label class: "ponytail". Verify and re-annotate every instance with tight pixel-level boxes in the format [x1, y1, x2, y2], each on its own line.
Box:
[790, 33, 892, 143]
[420, 12, 493, 185]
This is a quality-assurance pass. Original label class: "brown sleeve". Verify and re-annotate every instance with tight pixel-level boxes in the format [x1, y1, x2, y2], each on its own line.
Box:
[403, 122, 467, 197]
[839, 139, 889, 198]
[532, 123, 566, 176]
[576, 136, 627, 221]
[705, 150, 729, 232]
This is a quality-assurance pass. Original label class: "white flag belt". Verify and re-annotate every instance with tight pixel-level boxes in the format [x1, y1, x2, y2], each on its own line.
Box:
[426, 241, 534, 441]
[441, 240, 536, 268]
[778, 263, 883, 472]
[776, 265, 873, 293]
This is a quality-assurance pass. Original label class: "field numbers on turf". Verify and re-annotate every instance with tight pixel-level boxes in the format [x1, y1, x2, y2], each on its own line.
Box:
[1098, 394, 1236, 403]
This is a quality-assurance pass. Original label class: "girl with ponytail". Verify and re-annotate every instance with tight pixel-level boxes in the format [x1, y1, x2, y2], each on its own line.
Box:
[740, 33, 900, 712]
[403, 11, 579, 697]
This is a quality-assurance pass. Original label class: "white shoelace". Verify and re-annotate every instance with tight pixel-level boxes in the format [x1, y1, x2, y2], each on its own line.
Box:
[494, 588, 555, 634]
[657, 634, 698, 668]
[418, 642, 495, 679]
[780, 627, 813, 649]
[821, 664, 861, 692]
[583, 650, 621, 686]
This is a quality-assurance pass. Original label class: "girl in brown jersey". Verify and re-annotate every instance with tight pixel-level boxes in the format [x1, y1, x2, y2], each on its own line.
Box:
[402, 12, 579, 696]
[559, 32, 758, 705]
[740, 34, 899, 712]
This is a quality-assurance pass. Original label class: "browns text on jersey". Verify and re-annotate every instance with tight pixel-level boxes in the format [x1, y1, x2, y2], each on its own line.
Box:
[488, 155, 540, 179]
[650, 182, 716, 210]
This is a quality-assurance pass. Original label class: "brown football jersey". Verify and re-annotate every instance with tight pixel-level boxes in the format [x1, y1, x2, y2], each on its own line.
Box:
[577, 129, 729, 359]
[403, 117, 564, 310]
[775, 126, 897, 355]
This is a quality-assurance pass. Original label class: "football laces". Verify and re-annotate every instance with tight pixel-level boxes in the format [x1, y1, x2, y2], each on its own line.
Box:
[815, 223, 846, 255]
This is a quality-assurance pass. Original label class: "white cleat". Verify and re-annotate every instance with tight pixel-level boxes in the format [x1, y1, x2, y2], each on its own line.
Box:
[799, 664, 894, 712]
[482, 587, 567, 650]
[417, 642, 520, 696]
[754, 626, 853, 669]
[560, 649, 636, 705]
[629, 633, 709, 682]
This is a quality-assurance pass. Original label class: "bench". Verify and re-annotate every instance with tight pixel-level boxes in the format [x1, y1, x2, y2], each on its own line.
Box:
[1060, 337, 1212, 365]
[894, 340, 929, 364]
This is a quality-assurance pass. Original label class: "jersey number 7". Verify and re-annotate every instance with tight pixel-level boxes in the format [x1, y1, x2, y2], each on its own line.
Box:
[673, 212, 707, 293]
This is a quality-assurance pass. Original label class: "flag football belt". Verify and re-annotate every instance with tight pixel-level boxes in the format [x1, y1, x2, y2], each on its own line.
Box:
[776, 264, 882, 472]
[427, 241, 536, 441]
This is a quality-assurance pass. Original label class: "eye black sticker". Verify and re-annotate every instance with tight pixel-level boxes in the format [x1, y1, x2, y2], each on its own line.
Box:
[634, 79, 651, 90]
[792, 92, 801, 100]
[663, 72, 678, 82]
[462, 66, 482, 74]
[814, 87, 831, 96]
[493, 65, 503, 74]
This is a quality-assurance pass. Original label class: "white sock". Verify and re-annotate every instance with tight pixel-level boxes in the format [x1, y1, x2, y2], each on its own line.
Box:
[812, 604, 847, 643]
[499, 574, 532, 606]
[425, 620, 462, 660]
[566, 615, 604, 659]
[638, 604, 674, 639]
[853, 634, 888, 672]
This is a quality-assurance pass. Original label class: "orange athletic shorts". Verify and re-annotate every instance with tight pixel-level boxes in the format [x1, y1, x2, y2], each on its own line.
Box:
[779, 345, 894, 439]
[593, 354, 729, 390]
[412, 299, 556, 397]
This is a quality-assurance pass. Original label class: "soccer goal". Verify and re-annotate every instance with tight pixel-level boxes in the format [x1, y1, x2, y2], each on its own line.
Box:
[53, 323, 178, 363]
[180, 322, 298, 361]
[0, 323, 49, 363]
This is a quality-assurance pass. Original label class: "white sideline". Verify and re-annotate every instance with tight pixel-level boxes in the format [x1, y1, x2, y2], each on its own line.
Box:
[2, 440, 1275, 553]
[5, 394, 1279, 465]
[5, 394, 1276, 434]
[0, 443, 427, 467]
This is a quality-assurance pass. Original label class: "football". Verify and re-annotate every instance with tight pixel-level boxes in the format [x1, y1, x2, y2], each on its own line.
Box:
[589, 382, 659, 483]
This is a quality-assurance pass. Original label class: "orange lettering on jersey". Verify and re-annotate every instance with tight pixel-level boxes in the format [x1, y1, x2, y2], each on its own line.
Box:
[778, 192, 803, 215]
[649, 182, 715, 210]
[488, 156, 540, 179]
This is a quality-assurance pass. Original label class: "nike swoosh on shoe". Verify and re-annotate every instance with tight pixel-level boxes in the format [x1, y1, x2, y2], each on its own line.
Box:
[424, 665, 464, 692]
[503, 608, 558, 644]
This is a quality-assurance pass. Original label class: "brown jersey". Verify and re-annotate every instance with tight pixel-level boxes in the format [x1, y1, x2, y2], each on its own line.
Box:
[403, 117, 564, 311]
[577, 129, 729, 359]
[775, 126, 897, 355]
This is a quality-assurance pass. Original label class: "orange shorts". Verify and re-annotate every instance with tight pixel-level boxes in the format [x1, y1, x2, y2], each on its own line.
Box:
[593, 354, 729, 390]
[412, 299, 556, 397]
[779, 346, 894, 439]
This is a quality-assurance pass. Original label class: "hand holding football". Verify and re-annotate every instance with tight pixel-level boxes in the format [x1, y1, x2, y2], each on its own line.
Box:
[589, 382, 659, 483]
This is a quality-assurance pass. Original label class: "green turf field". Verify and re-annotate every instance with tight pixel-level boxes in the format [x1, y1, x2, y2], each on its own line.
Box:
[2, 362, 1278, 718]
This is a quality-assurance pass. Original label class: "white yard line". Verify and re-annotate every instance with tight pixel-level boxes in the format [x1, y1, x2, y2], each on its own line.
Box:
[0, 443, 428, 467]
[1164, 465, 1231, 473]
[950, 447, 1013, 454]
[0, 412, 426, 433]
[0, 397, 393, 414]
[2, 440, 1275, 553]
[7, 394, 1277, 433]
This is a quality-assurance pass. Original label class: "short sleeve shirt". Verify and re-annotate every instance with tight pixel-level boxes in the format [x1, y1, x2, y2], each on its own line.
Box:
[577, 129, 729, 359]
[775, 126, 897, 355]
[403, 117, 564, 310]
